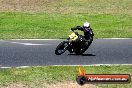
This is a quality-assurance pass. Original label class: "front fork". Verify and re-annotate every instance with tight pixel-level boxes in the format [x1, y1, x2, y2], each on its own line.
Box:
[64, 38, 71, 50]
[65, 38, 74, 51]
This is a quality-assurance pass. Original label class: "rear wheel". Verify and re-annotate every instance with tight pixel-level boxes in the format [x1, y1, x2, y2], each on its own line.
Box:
[75, 49, 82, 55]
[75, 42, 90, 55]
[55, 41, 68, 55]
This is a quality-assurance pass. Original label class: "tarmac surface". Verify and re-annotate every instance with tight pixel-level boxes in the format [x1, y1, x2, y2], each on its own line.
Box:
[0, 39, 132, 67]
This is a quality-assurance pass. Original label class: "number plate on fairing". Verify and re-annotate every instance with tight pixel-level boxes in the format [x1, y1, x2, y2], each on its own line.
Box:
[69, 33, 78, 41]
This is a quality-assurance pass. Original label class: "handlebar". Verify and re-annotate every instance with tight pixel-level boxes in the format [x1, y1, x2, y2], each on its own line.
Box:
[71, 30, 79, 35]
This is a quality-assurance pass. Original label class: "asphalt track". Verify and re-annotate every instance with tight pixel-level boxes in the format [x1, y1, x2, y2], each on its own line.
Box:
[0, 39, 132, 67]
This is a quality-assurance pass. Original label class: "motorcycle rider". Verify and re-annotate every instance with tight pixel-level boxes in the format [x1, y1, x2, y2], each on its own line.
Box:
[68, 22, 94, 53]
[71, 22, 94, 43]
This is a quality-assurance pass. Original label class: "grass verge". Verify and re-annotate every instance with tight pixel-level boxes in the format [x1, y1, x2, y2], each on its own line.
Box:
[0, 65, 131, 88]
[0, 0, 132, 39]
[0, 12, 132, 39]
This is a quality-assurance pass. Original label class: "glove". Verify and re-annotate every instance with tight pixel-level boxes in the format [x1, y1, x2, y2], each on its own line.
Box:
[74, 32, 79, 35]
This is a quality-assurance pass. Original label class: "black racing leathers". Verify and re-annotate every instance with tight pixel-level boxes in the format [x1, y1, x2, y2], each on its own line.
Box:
[71, 26, 94, 41]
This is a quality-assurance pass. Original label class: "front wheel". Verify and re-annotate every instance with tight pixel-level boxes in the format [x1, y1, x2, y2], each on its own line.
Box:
[55, 41, 68, 55]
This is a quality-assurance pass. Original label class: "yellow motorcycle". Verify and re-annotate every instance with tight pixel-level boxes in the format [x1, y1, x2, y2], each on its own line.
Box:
[55, 30, 93, 55]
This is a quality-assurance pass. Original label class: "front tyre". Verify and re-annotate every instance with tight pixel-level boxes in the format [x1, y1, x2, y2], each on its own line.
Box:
[55, 41, 68, 55]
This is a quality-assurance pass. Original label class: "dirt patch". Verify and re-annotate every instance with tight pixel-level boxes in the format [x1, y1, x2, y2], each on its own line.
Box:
[1, 83, 29, 88]
[46, 81, 99, 88]
[0, 0, 58, 12]
[1, 81, 99, 88]
[0, 0, 57, 5]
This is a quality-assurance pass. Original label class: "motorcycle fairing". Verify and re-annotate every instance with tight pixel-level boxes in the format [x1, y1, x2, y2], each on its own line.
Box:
[69, 32, 78, 41]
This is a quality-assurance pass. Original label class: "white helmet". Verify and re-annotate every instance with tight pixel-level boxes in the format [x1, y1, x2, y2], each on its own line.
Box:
[83, 22, 90, 28]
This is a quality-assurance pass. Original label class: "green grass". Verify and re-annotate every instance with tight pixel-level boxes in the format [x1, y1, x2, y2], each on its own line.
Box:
[0, 12, 131, 39]
[0, 65, 132, 88]
[0, 0, 132, 39]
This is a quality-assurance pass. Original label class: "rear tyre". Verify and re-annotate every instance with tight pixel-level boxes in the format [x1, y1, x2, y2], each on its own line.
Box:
[75, 42, 90, 55]
[55, 41, 68, 55]
[75, 49, 82, 55]
[80, 44, 89, 54]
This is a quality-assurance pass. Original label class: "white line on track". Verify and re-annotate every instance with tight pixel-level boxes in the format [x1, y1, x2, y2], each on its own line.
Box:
[0, 66, 30, 68]
[0, 40, 52, 46]
[11, 42, 51, 46]
[4, 38, 132, 40]
[52, 64, 132, 66]
[99, 38, 132, 39]
[0, 64, 132, 68]
[10, 39, 63, 40]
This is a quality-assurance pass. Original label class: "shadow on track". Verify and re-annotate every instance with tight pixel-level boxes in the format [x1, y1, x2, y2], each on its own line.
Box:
[68, 53, 96, 56]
